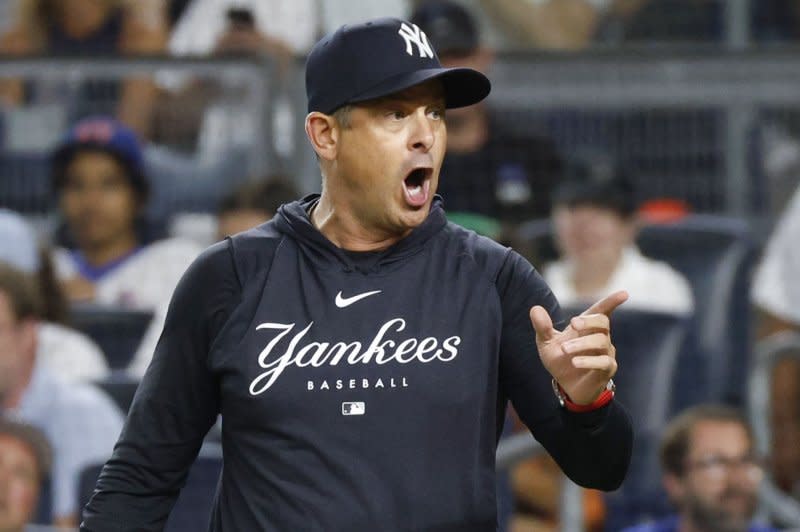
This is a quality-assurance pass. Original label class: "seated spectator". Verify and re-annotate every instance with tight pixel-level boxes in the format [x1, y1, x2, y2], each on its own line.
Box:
[473, 0, 800, 50]
[216, 176, 298, 239]
[0, 208, 108, 382]
[154, 0, 315, 157]
[50, 116, 202, 311]
[410, 0, 564, 223]
[752, 182, 800, 498]
[0, 0, 167, 137]
[595, 0, 800, 44]
[467, 0, 610, 50]
[0, 418, 51, 532]
[622, 405, 776, 532]
[129, 176, 299, 377]
[543, 154, 693, 315]
[509, 452, 606, 531]
[0, 264, 123, 527]
[167, 0, 315, 65]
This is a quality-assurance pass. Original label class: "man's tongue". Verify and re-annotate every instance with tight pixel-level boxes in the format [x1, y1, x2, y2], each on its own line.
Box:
[404, 177, 429, 207]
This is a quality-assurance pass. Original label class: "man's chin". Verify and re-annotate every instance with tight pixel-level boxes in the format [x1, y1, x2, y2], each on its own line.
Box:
[399, 204, 430, 229]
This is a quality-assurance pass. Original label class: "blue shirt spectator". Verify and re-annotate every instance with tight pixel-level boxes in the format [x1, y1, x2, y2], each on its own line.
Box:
[623, 515, 778, 532]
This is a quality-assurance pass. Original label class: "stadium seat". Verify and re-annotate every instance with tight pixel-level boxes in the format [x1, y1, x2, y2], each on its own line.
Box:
[93, 373, 141, 413]
[77, 463, 104, 520]
[31, 476, 53, 525]
[70, 307, 153, 370]
[637, 214, 757, 404]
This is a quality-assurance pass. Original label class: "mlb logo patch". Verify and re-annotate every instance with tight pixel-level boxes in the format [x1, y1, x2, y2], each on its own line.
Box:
[342, 402, 365, 416]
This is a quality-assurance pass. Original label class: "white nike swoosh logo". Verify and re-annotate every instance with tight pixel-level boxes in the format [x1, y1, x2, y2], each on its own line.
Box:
[335, 290, 382, 308]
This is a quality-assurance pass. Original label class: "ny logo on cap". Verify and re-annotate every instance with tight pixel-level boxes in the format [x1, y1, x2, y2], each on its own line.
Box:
[398, 22, 434, 59]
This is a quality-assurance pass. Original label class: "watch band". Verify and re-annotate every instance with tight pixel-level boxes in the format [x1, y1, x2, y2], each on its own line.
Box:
[552, 378, 616, 413]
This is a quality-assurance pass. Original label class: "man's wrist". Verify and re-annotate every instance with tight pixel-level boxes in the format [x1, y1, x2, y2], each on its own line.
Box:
[552, 378, 615, 413]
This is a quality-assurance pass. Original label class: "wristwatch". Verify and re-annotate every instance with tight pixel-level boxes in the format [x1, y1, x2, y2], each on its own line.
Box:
[552, 378, 616, 412]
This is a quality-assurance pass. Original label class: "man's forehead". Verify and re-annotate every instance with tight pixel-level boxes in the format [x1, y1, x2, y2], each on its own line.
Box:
[688, 420, 751, 453]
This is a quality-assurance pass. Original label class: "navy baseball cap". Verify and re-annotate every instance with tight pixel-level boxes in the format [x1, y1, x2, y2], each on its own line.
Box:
[306, 17, 491, 115]
[51, 116, 148, 200]
[410, 1, 480, 56]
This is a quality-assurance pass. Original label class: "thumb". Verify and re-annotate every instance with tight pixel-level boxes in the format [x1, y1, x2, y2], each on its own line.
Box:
[530, 306, 556, 342]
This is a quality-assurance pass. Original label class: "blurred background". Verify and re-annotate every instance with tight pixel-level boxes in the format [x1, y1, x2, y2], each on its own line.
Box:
[2, 0, 800, 531]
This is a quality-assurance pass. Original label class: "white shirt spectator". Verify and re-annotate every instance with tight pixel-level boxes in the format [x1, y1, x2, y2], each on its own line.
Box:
[10, 357, 123, 521]
[752, 184, 800, 324]
[168, 0, 316, 58]
[544, 245, 694, 315]
[37, 322, 109, 383]
[318, 0, 409, 33]
[53, 238, 201, 374]
[52, 238, 201, 311]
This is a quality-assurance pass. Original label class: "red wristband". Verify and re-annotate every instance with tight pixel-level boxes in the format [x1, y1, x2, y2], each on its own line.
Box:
[554, 380, 615, 413]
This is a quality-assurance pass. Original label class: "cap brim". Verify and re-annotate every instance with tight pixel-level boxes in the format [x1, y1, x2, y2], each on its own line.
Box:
[347, 67, 490, 110]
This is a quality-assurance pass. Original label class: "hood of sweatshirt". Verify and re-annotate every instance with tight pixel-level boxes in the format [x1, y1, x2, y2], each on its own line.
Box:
[273, 194, 448, 275]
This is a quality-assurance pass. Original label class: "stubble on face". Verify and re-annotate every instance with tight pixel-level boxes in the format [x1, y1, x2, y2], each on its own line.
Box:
[681, 422, 761, 532]
[323, 80, 447, 246]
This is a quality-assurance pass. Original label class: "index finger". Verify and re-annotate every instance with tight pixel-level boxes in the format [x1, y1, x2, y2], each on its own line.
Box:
[580, 290, 629, 317]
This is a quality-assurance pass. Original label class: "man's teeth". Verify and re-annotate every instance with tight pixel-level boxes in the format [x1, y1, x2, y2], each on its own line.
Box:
[408, 185, 422, 196]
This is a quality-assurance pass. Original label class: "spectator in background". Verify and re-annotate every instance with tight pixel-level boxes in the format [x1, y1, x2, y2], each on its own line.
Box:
[543, 154, 693, 315]
[751, 182, 800, 499]
[0, 418, 51, 532]
[50, 116, 201, 311]
[622, 405, 775, 532]
[0, 264, 122, 527]
[153, 0, 316, 157]
[472, 0, 800, 50]
[129, 176, 300, 377]
[0, 209, 108, 382]
[595, 0, 800, 45]
[216, 176, 299, 239]
[167, 0, 315, 66]
[473, 0, 610, 50]
[0, 0, 167, 138]
[410, 0, 563, 224]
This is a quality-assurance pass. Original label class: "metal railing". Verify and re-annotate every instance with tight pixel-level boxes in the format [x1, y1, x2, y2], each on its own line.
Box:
[0, 56, 276, 162]
[487, 48, 800, 220]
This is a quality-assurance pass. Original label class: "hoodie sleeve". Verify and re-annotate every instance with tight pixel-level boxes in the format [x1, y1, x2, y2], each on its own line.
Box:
[80, 240, 242, 531]
[496, 250, 633, 491]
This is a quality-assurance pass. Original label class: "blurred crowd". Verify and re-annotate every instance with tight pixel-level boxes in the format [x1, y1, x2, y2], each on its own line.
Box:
[2, 0, 800, 531]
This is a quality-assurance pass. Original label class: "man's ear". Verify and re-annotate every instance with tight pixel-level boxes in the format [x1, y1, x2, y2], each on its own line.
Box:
[305, 112, 339, 162]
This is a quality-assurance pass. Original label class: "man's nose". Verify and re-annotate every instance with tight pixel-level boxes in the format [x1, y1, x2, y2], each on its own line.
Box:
[408, 109, 435, 152]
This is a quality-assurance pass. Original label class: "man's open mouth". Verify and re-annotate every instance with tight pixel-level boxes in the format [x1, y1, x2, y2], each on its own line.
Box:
[403, 168, 432, 207]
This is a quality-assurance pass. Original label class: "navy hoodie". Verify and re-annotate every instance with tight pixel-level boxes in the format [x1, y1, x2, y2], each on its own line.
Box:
[81, 195, 632, 532]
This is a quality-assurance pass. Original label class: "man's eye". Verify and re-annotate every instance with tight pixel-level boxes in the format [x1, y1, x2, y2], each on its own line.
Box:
[389, 111, 406, 120]
[429, 108, 444, 120]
